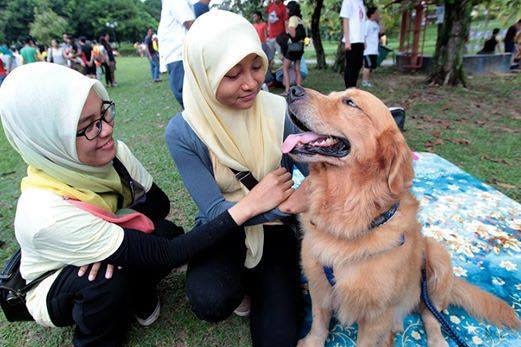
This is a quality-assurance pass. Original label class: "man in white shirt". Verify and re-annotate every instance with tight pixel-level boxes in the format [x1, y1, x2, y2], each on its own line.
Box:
[340, 0, 366, 88]
[362, 6, 381, 88]
[158, 0, 196, 108]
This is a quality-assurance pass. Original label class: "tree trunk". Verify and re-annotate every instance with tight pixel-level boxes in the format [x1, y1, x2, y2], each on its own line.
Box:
[333, 18, 345, 73]
[427, 0, 472, 87]
[310, 0, 327, 69]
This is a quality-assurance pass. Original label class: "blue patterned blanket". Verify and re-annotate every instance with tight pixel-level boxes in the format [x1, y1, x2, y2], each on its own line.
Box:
[295, 152, 521, 346]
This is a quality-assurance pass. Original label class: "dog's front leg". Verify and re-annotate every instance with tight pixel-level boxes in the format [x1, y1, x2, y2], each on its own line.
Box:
[298, 237, 333, 347]
[357, 310, 395, 347]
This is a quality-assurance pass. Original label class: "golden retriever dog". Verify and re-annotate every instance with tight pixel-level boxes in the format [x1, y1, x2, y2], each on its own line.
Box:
[281, 86, 521, 347]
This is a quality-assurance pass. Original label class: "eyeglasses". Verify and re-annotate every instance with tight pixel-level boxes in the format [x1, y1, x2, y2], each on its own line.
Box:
[76, 101, 116, 140]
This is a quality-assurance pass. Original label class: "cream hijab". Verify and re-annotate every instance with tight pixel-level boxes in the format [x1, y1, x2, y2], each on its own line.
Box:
[182, 10, 287, 268]
[0, 62, 125, 212]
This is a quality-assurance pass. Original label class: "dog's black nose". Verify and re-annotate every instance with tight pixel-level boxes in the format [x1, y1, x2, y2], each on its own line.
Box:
[287, 86, 305, 103]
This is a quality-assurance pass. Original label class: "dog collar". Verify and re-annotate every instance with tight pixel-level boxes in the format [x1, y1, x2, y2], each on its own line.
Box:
[323, 203, 403, 287]
[369, 202, 400, 230]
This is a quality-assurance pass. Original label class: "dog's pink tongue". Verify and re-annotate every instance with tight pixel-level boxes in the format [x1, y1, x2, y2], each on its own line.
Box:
[281, 132, 323, 154]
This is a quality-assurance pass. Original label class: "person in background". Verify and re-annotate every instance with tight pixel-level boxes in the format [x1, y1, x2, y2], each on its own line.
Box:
[158, 0, 195, 108]
[98, 36, 114, 87]
[79, 37, 95, 78]
[193, 0, 210, 18]
[504, 19, 521, 66]
[478, 28, 502, 54]
[513, 30, 521, 68]
[100, 33, 117, 87]
[277, 1, 306, 94]
[504, 19, 521, 54]
[20, 38, 38, 64]
[252, 11, 268, 45]
[13, 47, 24, 68]
[144, 28, 161, 83]
[361, 6, 380, 88]
[37, 45, 47, 62]
[0, 44, 14, 75]
[47, 39, 67, 66]
[340, 0, 366, 88]
[91, 41, 106, 82]
[265, 0, 288, 63]
[252, 10, 273, 75]
[0, 56, 6, 86]
[61, 34, 75, 68]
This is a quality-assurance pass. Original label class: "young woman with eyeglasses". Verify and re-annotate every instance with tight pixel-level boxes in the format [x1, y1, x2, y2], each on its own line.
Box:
[0, 62, 293, 346]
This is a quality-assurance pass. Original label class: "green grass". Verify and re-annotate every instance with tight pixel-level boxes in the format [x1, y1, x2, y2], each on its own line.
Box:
[1, 57, 520, 346]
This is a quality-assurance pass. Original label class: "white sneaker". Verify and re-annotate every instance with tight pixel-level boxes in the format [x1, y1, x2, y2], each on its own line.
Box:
[135, 297, 161, 327]
[361, 80, 373, 88]
[233, 295, 251, 317]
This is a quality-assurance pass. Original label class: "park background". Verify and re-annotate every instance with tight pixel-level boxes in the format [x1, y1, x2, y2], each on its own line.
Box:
[1, 0, 520, 346]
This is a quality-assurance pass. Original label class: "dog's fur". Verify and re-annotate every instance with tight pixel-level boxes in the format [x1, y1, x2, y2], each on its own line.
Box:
[287, 87, 521, 347]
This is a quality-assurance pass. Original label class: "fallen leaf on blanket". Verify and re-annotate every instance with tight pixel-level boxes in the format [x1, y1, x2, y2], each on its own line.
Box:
[447, 138, 470, 145]
[480, 155, 509, 165]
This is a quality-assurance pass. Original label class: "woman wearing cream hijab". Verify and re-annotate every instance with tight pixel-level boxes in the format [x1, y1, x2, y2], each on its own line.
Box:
[166, 10, 309, 346]
[0, 62, 292, 346]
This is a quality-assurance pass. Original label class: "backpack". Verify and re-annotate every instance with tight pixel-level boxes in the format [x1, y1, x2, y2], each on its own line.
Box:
[294, 23, 307, 42]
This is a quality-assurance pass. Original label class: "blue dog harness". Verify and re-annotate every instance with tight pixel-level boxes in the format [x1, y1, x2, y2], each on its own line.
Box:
[320, 202, 469, 347]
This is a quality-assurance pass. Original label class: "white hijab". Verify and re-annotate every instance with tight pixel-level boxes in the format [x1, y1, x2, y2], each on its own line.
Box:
[0, 62, 125, 211]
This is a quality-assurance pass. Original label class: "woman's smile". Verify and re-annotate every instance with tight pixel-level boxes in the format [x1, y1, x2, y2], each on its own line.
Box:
[97, 138, 114, 150]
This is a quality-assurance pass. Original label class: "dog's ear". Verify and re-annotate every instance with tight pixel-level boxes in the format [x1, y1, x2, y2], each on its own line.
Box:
[378, 130, 414, 196]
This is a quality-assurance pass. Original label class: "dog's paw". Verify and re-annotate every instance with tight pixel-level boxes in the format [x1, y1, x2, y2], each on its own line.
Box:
[391, 320, 404, 333]
[297, 334, 327, 347]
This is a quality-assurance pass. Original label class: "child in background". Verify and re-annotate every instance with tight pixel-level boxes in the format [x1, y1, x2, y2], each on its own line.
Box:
[478, 28, 502, 54]
[362, 6, 380, 88]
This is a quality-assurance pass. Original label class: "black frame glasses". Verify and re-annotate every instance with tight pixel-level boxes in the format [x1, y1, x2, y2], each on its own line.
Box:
[76, 101, 116, 140]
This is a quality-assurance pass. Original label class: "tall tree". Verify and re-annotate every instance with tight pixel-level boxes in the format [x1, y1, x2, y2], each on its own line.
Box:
[427, 0, 520, 86]
[0, 0, 38, 43]
[309, 0, 327, 68]
[30, 6, 69, 45]
[427, 0, 474, 86]
[143, 0, 162, 22]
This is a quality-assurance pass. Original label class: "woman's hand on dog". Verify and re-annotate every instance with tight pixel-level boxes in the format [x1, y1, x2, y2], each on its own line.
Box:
[229, 167, 294, 224]
[278, 178, 310, 214]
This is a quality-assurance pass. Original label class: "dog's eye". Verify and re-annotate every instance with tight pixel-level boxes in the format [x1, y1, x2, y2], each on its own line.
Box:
[342, 98, 357, 108]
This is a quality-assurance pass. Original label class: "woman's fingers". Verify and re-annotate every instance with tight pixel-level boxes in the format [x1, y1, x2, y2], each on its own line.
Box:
[279, 172, 292, 183]
[88, 262, 101, 281]
[78, 265, 88, 277]
[105, 264, 114, 279]
[272, 167, 287, 176]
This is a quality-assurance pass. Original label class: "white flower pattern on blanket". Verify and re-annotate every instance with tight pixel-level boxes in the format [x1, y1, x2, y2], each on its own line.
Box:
[298, 152, 521, 346]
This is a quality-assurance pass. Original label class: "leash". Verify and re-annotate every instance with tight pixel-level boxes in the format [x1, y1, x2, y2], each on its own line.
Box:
[421, 260, 470, 347]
